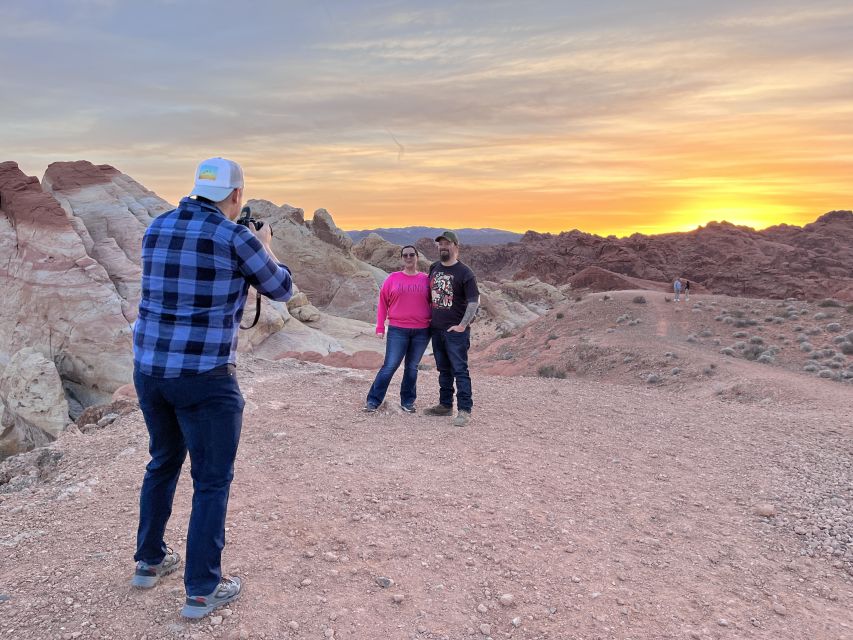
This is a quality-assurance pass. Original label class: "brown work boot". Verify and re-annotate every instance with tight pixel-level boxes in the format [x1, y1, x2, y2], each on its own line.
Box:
[423, 404, 452, 416]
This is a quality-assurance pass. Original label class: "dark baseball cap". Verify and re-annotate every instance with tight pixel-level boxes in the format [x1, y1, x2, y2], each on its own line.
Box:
[435, 230, 459, 244]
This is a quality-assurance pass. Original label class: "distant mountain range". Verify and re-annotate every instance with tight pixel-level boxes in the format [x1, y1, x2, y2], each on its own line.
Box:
[347, 226, 522, 246]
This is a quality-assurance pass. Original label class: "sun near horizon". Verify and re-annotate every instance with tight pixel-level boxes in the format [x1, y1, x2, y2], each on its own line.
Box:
[3, 3, 852, 239]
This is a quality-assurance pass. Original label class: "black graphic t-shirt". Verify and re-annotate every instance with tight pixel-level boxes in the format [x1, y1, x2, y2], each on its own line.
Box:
[429, 260, 479, 330]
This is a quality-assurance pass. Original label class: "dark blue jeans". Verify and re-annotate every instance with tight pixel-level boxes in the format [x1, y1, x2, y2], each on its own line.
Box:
[431, 328, 473, 412]
[133, 364, 244, 596]
[366, 326, 431, 408]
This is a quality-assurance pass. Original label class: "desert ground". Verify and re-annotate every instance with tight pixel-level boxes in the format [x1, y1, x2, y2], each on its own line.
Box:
[1, 293, 852, 640]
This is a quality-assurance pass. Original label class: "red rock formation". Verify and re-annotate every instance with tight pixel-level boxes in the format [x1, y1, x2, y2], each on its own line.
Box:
[460, 212, 853, 301]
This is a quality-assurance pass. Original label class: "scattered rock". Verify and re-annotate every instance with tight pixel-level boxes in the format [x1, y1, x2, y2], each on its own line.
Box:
[754, 503, 776, 517]
[376, 576, 394, 588]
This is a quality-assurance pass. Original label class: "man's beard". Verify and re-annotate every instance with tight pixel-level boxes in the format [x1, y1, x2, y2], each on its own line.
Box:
[439, 250, 450, 260]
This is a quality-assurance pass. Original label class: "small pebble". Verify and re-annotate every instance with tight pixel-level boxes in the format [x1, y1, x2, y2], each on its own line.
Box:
[300, 578, 312, 587]
[511, 617, 521, 628]
[288, 621, 299, 631]
[479, 623, 491, 636]
[392, 593, 405, 604]
[499, 593, 514, 607]
[754, 503, 776, 518]
[209, 615, 222, 626]
[477, 603, 488, 613]
[376, 576, 394, 588]
[773, 603, 787, 616]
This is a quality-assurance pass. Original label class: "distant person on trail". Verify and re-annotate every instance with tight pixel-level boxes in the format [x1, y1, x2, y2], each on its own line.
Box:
[673, 277, 682, 302]
[684, 279, 690, 302]
[131, 158, 293, 619]
[364, 245, 432, 413]
[424, 231, 480, 427]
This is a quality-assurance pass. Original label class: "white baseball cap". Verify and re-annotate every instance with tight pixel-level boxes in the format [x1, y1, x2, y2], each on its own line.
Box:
[189, 157, 244, 202]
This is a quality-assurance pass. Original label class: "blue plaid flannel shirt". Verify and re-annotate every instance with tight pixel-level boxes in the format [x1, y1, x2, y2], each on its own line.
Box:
[133, 197, 293, 377]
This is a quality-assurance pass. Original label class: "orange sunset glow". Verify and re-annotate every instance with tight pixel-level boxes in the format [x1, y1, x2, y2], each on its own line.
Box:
[4, 3, 851, 236]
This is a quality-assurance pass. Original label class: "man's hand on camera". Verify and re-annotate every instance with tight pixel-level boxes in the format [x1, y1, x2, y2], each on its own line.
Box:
[251, 221, 273, 247]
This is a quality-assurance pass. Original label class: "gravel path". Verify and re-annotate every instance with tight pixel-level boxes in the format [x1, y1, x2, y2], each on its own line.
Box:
[0, 356, 852, 640]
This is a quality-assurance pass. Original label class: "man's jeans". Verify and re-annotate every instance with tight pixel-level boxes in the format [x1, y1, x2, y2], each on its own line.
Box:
[431, 328, 473, 412]
[133, 364, 244, 596]
[367, 326, 431, 408]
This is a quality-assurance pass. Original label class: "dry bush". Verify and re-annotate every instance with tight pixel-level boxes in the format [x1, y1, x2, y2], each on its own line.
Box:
[632, 295, 647, 304]
[818, 299, 842, 307]
[537, 365, 566, 379]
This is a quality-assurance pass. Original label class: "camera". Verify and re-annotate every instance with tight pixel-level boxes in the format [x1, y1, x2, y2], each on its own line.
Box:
[236, 206, 270, 234]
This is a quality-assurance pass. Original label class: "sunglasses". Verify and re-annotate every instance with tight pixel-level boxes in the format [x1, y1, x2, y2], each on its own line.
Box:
[401, 252, 417, 258]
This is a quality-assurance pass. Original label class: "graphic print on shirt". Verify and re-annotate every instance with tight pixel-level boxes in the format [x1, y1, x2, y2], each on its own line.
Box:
[431, 272, 454, 309]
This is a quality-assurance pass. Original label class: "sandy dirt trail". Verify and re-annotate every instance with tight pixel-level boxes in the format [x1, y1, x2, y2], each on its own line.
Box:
[1, 354, 852, 640]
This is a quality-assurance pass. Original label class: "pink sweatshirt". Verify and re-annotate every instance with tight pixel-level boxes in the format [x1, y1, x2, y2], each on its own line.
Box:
[376, 271, 431, 334]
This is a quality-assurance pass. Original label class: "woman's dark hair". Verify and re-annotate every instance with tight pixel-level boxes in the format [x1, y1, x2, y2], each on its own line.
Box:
[400, 245, 419, 257]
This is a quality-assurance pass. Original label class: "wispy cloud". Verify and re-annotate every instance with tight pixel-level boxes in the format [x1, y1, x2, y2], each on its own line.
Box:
[2, 1, 851, 234]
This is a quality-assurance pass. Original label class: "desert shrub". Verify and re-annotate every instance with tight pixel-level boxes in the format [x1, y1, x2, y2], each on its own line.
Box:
[734, 341, 746, 350]
[686, 335, 697, 343]
[671, 367, 681, 375]
[800, 342, 814, 352]
[829, 362, 842, 369]
[793, 325, 804, 332]
[773, 317, 785, 324]
[818, 299, 842, 307]
[646, 373, 661, 384]
[826, 323, 842, 333]
[547, 333, 558, 342]
[633, 295, 646, 304]
[847, 331, 853, 342]
[821, 348, 836, 358]
[733, 331, 748, 338]
[714, 315, 724, 322]
[702, 366, 715, 375]
[628, 319, 641, 326]
[538, 365, 566, 379]
[731, 310, 745, 318]
[556, 312, 564, 319]
[720, 347, 736, 356]
[749, 336, 764, 345]
[699, 329, 713, 337]
[622, 356, 633, 364]
[742, 344, 763, 361]
[814, 312, 830, 320]
[818, 369, 834, 379]
[806, 327, 822, 336]
[574, 296, 583, 302]
[757, 354, 774, 364]
[804, 363, 819, 372]
[724, 316, 735, 324]
[764, 316, 775, 323]
[616, 314, 630, 324]
[496, 351, 513, 361]
[712, 339, 721, 346]
[602, 294, 612, 301]
[840, 342, 853, 355]
[847, 304, 853, 314]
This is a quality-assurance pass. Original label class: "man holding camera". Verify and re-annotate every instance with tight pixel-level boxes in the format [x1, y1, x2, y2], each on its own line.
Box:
[424, 230, 479, 427]
[131, 158, 292, 618]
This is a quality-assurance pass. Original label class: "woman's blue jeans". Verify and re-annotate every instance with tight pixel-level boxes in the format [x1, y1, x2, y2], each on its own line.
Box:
[366, 326, 431, 408]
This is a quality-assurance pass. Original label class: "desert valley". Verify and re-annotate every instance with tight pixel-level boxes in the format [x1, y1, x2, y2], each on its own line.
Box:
[0, 161, 852, 640]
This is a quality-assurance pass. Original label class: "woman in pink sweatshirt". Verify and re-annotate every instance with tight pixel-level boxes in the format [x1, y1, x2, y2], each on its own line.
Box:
[364, 245, 431, 413]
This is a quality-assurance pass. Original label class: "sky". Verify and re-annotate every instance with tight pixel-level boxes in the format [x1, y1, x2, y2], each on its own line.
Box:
[1, 1, 852, 236]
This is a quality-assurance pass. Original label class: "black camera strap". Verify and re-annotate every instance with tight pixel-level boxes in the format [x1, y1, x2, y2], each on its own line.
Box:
[240, 290, 262, 330]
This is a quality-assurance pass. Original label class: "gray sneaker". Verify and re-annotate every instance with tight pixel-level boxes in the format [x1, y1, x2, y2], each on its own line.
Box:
[181, 577, 242, 619]
[452, 410, 471, 427]
[423, 404, 452, 416]
[131, 549, 182, 588]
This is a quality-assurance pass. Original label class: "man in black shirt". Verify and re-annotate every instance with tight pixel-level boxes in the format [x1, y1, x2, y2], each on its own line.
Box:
[424, 231, 479, 427]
